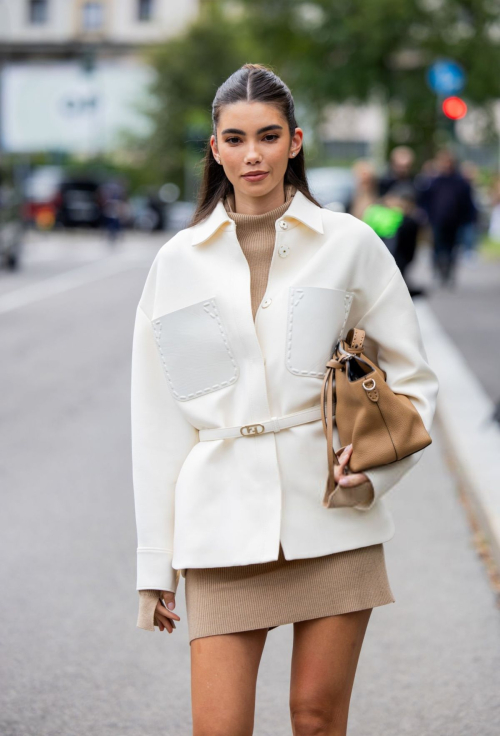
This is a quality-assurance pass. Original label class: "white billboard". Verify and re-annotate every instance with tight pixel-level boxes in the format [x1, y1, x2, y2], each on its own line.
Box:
[1, 60, 155, 154]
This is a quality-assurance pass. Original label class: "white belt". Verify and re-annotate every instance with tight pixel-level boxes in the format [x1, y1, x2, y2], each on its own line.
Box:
[198, 405, 323, 441]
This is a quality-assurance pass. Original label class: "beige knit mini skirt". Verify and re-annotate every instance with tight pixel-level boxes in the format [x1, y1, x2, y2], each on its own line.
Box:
[184, 541, 395, 644]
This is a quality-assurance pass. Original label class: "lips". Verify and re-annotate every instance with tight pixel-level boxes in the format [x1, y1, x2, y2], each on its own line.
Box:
[242, 171, 269, 181]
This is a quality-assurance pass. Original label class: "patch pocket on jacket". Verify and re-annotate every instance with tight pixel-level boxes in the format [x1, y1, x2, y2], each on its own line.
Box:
[152, 297, 239, 401]
[286, 286, 354, 377]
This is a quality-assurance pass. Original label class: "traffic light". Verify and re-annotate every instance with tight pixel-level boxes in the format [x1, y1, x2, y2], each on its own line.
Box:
[442, 96, 467, 120]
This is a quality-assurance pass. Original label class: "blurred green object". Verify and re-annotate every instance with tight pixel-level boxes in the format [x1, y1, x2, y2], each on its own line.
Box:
[362, 204, 404, 239]
[479, 235, 500, 260]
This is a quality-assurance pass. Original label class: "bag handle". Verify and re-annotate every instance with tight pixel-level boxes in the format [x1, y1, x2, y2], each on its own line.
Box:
[344, 327, 365, 353]
[320, 328, 366, 504]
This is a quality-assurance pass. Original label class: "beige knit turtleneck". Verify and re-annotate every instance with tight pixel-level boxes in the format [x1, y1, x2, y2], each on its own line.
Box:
[223, 184, 295, 320]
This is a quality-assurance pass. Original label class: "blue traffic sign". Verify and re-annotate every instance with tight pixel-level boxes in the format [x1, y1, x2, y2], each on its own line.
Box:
[426, 60, 466, 96]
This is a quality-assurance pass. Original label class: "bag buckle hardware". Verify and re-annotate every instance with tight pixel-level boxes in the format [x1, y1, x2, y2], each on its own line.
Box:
[240, 423, 265, 436]
[362, 378, 376, 391]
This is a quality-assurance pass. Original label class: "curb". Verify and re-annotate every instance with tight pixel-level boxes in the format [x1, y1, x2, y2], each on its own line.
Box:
[415, 299, 500, 570]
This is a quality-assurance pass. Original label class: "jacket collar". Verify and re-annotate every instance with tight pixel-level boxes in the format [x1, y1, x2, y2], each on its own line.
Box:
[190, 188, 324, 246]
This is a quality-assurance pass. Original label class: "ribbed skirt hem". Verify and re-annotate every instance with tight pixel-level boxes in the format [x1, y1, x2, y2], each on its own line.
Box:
[185, 542, 395, 644]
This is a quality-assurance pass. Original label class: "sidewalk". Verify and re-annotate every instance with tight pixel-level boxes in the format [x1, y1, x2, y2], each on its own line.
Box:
[409, 244, 500, 404]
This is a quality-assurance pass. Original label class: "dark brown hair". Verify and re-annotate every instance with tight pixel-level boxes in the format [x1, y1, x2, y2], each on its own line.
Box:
[188, 63, 321, 227]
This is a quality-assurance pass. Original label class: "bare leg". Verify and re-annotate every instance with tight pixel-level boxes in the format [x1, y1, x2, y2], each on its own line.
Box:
[289, 608, 373, 736]
[191, 627, 269, 736]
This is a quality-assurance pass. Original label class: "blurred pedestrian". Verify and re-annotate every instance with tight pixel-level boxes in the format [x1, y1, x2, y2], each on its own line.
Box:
[379, 145, 416, 197]
[349, 159, 378, 220]
[488, 175, 500, 242]
[361, 184, 420, 291]
[421, 148, 475, 287]
[457, 160, 479, 263]
[386, 184, 420, 284]
[100, 178, 126, 244]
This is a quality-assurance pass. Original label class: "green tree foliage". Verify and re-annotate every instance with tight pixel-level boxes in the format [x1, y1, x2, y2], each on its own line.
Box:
[237, 0, 500, 159]
[142, 0, 500, 190]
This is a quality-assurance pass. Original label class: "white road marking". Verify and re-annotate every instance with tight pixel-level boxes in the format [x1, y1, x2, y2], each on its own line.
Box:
[0, 257, 145, 315]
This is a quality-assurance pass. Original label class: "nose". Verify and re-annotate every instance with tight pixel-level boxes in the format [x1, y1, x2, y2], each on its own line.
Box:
[244, 143, 262, 165]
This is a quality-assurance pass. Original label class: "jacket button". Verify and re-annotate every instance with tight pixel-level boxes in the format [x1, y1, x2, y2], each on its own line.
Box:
[278, 220, 288, 230]
[262, 298, 272, 308]
[278, 244, 290, 257]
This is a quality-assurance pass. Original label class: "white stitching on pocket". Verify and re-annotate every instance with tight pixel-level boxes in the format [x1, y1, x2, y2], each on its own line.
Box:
[152, 297, 239, 401]
[286, 286, 354, 377]
[339, 292, 354, 342]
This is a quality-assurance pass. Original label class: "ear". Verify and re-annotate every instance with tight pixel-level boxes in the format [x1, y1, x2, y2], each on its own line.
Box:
[210, 134, 219, 161]
[290, 127, 304, 157]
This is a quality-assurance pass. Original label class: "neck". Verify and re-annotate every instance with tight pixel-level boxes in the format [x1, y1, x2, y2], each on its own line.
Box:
[232, 180, 287, 215]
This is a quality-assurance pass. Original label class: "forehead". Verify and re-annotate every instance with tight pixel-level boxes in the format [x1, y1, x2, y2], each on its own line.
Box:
[217, 101, 286, 130]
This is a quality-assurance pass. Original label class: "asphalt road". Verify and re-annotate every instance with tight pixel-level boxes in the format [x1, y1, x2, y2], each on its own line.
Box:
[1, 231, 499, 736]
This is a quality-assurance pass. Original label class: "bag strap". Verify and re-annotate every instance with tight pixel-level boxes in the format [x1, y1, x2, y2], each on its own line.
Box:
[320, 327, 365, 506]
[344, 327, 365, 353]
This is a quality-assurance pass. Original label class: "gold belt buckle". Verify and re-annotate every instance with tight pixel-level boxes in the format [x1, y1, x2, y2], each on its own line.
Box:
[240, 423, 265, 437]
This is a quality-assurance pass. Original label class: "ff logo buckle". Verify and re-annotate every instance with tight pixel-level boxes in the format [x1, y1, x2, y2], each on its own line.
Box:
[240, 423, 265, 436]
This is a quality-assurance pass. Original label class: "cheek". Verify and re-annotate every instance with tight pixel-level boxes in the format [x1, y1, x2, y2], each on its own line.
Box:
[268, 141, 290, 169]
[221, 148, 242, 175]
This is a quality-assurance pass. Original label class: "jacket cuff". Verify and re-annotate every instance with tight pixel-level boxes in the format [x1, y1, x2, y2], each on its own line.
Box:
[137, 590, 161, 632]
[352, 479, 376, 511]
[356, 450, 424, 511]
[137, 548, 180, 593]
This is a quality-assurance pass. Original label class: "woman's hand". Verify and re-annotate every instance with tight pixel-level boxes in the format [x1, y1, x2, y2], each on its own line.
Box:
[155, 591, 181, 633]
[333, 444, 369, 488]
[332, 444, 374, 507]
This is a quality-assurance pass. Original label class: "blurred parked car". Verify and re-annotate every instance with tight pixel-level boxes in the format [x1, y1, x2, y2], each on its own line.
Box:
[166, 200, 196, 231]
[23, 166, 104, 228]
[128, 193, 165, 232]
[306, 167, 356, 212]
[23, 165, 62, 229]
[0, 179, 24, 270]
[58, 176, 102, 228]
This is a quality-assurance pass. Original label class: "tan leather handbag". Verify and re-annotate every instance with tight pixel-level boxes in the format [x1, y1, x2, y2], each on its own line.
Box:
[320, 327, 432, 509]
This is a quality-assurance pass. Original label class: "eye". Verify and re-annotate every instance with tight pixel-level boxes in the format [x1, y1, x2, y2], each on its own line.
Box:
[263, 134, 279, 142]
[225, 136, 241, 144]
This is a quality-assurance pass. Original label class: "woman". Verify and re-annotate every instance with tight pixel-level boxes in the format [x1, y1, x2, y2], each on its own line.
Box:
[131, 64, 438, 735]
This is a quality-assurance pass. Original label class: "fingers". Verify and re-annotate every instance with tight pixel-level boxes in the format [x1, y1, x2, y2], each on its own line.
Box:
[156, 591, 181, 634]
[333, 445, 369, 488]
[333, 444, 352, 484]
[338, 472, 369, 487]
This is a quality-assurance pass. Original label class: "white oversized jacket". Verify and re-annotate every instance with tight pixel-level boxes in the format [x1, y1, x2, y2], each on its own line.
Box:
[131, 189, 439, 593]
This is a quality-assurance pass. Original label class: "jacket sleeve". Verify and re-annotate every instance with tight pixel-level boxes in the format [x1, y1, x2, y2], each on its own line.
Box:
[131, 301, 199, 592]
[350, 263, 439, 511]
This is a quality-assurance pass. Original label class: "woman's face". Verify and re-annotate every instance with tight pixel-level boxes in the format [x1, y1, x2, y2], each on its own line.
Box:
[210, 101, 303, 200]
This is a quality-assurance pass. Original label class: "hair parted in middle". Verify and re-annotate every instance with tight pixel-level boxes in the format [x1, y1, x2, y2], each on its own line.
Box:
[188, 63, 321, 227]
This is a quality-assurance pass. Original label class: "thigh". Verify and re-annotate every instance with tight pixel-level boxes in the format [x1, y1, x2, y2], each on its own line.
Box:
[191, 627, 269, 736]
[289, 608, 373, 735]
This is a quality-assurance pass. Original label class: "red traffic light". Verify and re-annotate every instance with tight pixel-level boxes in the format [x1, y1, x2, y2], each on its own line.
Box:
[442, 96, 467, 120]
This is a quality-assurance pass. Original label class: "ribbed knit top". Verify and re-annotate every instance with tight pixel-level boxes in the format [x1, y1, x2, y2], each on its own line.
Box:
[223, 184, 296, 320]
[136, 184, 296, 631]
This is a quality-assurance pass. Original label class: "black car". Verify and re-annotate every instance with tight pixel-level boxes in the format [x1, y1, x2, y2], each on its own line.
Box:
[57, 177, 103, 228]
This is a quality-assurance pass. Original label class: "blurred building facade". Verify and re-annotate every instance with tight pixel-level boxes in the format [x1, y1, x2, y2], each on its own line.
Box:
[0, 0, 199, 54]
[0, 0, 200, 154]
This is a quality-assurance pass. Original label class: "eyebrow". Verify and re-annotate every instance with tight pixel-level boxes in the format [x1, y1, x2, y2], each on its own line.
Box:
[220, 124, 284, 136]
